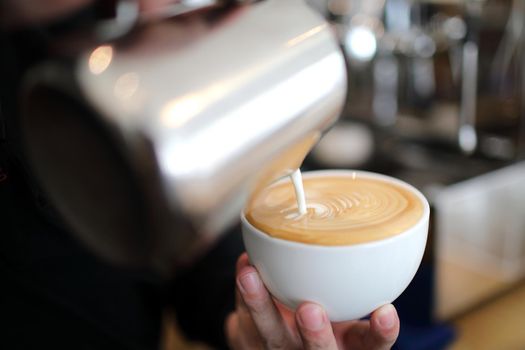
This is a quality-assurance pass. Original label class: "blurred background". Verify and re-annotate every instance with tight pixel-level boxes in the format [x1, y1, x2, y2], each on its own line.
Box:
[2, 0, 523, 349]
[167, 0, 525, 348]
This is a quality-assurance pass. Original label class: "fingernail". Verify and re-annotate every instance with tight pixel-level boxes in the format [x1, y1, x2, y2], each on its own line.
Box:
[377, 305, 396, 330]
[298, 304, 326, 331]
[238, 272, 261, 295]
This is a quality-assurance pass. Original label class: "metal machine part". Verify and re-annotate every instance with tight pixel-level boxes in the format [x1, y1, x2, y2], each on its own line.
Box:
[306, 0, 525, 323]
[21, 0, 347, 272]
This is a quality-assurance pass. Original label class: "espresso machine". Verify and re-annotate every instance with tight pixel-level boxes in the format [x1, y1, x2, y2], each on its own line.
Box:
[306, 0, 525, 331]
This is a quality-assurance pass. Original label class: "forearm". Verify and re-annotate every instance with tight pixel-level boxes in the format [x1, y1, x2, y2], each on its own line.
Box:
[1, 0, 93, 27]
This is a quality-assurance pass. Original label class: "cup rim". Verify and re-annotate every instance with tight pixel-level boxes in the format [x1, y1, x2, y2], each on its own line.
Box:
[241, 169, 430, 250]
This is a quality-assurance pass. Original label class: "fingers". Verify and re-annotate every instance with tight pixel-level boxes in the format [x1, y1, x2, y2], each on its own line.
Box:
[365, 304, 399, 350]
[236, 252, 250, 275]
[2, 0, 178, 28]
[225, 312, 240, 349]
[233, 253, 399, 350]
[343, 304, 399, 350]
[3, 0, 92, 27]
[226, 253, 266, 349]
[226, 307, 263, 350]
[139, 0, 177, 12]
[235, 289, 265, 348]
[236, 257, 294, 349]
[295, 303, 338, 350]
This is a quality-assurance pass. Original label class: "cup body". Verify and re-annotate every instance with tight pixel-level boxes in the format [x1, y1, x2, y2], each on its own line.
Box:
[241, 170, 429, 321]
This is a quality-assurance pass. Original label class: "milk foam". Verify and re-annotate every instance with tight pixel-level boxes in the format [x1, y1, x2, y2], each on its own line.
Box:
[246, 173, 424, 245]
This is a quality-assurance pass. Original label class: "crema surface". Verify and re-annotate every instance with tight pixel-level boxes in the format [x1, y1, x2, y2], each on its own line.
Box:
[246, 174, 424, 245]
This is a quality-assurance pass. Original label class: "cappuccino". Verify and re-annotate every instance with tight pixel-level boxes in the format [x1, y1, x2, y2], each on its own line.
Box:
[245, 172, 424, 246]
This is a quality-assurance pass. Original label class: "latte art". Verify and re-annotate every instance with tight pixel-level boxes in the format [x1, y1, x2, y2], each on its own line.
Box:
[246, 174, 424, 245]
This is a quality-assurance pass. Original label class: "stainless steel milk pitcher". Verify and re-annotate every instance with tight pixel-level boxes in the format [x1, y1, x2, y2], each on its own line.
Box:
[20, 0, 347, 271]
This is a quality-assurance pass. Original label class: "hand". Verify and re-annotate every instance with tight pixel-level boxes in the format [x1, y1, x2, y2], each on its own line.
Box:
[226, 253, 400, 350]
[2, 0, 175, 28]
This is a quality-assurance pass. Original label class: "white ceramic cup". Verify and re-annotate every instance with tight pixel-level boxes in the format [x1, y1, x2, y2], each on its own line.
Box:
[241, 170, 430, 322]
